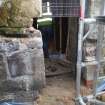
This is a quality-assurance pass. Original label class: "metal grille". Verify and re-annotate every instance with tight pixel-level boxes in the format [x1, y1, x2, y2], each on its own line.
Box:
[42, 0, 80, 17]
[42, 0, 105, 17]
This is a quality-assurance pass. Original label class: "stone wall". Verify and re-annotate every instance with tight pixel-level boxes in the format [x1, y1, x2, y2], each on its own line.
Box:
[0, 30, 46, 102]
[0, 0, 44, 102]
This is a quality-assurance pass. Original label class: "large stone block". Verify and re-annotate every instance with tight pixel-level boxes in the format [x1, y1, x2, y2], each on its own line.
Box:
[8, 50, 33, 77]
[0, 0, 42, 27]
[0, 30, 45, 93]
[29, 48, 46, 87]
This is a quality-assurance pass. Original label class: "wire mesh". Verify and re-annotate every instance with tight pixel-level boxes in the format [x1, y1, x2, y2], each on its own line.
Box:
[42, 0, 80, 17]
[42, 0, 105, 18]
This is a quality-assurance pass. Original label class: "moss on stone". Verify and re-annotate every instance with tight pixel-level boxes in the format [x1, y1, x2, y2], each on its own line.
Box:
[0, 0, 10, 26]
[0, 0, 41, 28]
[0, 27, 24, 35]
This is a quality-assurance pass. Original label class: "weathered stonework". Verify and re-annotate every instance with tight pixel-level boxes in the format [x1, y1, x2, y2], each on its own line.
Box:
[0, 30, 46, 101]
[0, 0, 42, 27]
[0, 0, 43, 102]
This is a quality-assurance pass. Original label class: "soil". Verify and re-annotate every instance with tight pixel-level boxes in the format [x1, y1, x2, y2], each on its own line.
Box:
[37, 74, 92, 105]
[36, 58, 92, 105]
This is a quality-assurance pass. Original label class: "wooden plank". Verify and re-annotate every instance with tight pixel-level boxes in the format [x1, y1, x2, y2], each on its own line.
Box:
[66, 17, 79, 70]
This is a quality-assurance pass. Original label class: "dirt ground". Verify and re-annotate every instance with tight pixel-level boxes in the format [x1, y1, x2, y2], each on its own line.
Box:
[37, 74, 75, 105]
[36, 58, 92, 105]
[37, 74, 92, 105]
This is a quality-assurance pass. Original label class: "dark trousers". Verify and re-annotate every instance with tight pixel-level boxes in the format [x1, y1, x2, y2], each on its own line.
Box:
[39, 26, 53, 57]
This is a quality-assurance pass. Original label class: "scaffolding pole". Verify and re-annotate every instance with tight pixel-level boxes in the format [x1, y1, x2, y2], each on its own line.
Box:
[76, 0, 105, 105]
[76, 0, 86, 99]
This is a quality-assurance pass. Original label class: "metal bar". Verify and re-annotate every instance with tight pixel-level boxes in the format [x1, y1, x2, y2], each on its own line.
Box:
[84, 18, 96, 23]
[83, 91, 105, 100]
[78, 97, 86, 105]
[98, 76, 105, 80]
[76, 0, 105, 105]
[76, 18, 84, 98]
[76, 0, 86, 99]
[96, 91, 105, 96]
[83, 24, 96, 41]
[89, 99, 105, 105]
[81, 57, 105, 67]
[80, 91, 105, 104]
[81, 61, 98, 67]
